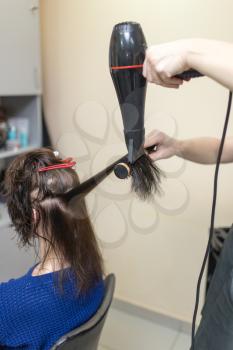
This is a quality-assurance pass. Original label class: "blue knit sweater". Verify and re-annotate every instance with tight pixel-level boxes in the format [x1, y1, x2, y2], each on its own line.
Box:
[0, 265, 104, 349]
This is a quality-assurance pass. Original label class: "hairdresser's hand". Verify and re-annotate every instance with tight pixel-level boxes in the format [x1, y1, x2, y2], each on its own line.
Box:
[145, 130, 179, 161]
[143, 40, 191, 88]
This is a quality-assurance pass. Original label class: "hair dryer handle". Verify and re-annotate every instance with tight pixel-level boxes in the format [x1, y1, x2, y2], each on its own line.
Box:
[175, 69, 203, 80]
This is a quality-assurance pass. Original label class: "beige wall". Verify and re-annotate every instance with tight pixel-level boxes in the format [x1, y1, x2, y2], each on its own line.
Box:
[40, 0, 233, 322]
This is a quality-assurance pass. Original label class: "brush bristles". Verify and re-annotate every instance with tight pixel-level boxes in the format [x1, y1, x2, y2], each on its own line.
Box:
[131, 154, 164, 200]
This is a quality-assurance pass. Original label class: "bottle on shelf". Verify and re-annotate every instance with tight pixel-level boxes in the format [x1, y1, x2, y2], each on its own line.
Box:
[6, 117, 29, 151]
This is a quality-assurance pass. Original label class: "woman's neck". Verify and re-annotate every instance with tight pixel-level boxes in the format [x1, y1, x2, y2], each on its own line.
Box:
[32, 237, 69, 276]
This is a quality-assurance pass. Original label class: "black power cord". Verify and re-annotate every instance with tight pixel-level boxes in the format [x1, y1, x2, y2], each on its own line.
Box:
[191, 90, 232, 349]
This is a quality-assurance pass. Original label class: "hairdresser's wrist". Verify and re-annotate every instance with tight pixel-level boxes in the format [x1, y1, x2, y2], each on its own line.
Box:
[185, 38, 211, 73]
[174, 139, 184, 158]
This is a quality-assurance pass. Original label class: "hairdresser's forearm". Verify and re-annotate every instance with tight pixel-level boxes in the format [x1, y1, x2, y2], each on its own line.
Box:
[186, 39, 233, 91]
[175, 137, 233, 164]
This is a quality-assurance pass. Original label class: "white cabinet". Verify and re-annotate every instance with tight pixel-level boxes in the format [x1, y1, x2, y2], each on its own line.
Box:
[0, 0, 41, 95]
[0, 0, 42, 229]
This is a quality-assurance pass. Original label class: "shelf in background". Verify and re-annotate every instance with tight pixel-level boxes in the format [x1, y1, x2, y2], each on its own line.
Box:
[0, 144, 39, 160]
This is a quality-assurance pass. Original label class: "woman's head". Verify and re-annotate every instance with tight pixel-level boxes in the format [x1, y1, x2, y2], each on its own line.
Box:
[4, 148, 103, 292]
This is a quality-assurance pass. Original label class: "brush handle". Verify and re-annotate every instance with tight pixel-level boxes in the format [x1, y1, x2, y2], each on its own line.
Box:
[145, 145, 156, 153]
[64, 161, 117, 201]
[64, 154, 128, 201]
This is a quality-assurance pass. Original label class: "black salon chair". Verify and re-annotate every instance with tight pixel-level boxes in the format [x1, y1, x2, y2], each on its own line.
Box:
[51, 274, 115, 350]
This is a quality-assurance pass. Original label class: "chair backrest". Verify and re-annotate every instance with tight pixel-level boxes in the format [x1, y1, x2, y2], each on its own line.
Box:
[51, 274, 115, 350]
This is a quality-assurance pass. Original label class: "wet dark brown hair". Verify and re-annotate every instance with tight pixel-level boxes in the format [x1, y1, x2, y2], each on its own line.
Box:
[4, 148, 104, 293]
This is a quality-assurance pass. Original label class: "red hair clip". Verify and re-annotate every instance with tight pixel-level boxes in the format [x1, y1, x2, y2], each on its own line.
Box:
[38, 158, 76, 172]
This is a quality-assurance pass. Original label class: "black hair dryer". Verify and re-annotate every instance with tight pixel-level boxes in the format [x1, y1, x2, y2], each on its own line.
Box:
[109, 21, 202, 170]
[109, 22, 147, 165]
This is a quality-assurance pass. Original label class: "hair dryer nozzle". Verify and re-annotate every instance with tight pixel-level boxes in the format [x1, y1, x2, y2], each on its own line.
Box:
[109, 22, 147, 69]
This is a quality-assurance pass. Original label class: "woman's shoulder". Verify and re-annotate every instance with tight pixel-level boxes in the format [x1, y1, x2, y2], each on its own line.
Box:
[0, 265, 36, 291]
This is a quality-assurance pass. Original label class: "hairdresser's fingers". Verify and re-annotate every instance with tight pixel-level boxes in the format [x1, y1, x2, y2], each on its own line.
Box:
[162, 74, 183, 85]
[144, 130, 165, 148]
[156, 56, 185, 83]
[160, 82, 180, 89]
[149, 145, 175, 161]
[145, 130, 165, 143]
[146, 129, 160, 139]
[145, 61, 164, 85]
[146, 63, 182, 88]
[144, 130, 160, 146]
[160, 77, 183, 87]
[144, 57, 166, 84]
[149, 152, 164, 162]
[155, 60, 184, 86]
[145, 45, 187, 86]
[148, 149, 168, 161]
[145, 65, 183, 89]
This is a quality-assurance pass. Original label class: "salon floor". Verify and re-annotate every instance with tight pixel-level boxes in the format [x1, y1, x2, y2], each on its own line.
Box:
[98, 307, 191, 350]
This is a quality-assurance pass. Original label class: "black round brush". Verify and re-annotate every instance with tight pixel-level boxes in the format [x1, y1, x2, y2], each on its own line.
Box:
[128, 152, 163, 200]
[114, 145, 163, 200]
